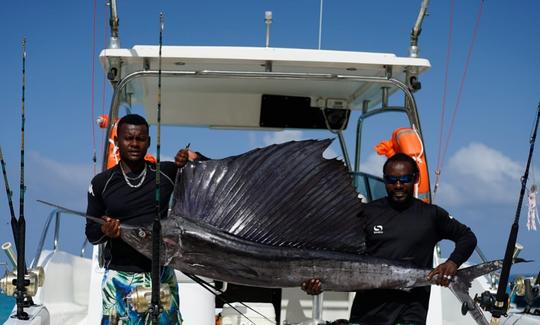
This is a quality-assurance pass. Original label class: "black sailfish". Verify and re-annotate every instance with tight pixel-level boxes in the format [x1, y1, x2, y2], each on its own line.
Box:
[122, 139, 513, 325]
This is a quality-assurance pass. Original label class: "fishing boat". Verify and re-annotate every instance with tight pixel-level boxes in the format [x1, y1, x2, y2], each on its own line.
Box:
[2, 1, 539, 324]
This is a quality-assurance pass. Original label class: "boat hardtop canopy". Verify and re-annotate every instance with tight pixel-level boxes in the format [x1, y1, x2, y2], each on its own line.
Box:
[100, 46, 430, 128]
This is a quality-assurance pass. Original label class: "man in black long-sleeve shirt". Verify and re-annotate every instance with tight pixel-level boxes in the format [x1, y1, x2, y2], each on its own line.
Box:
[303, 153, 477, 325]
[85, 114, 203, 324]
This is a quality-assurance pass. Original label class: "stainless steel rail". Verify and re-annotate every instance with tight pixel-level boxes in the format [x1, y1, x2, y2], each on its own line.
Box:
[30, 209, 91, 269]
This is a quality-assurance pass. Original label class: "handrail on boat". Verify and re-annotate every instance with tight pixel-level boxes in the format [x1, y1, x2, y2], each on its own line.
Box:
[30, 208, 91, 269]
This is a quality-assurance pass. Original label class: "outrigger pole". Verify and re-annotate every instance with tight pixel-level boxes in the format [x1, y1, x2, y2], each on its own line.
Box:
[150, 12, 164, 325]
[487, 103, 540, 320]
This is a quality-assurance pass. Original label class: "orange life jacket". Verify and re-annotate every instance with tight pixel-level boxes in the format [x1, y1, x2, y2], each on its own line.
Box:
[375, 127, 430, 203]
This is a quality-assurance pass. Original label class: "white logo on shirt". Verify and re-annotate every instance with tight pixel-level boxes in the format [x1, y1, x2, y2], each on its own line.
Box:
[88, 184, 94, 196]
[373, 225, 384, 234]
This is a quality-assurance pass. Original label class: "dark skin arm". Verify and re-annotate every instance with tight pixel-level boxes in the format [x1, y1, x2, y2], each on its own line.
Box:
[175, 149, 199, 168]
[101, 148, 199, 238]
[427, 260, 458, 287]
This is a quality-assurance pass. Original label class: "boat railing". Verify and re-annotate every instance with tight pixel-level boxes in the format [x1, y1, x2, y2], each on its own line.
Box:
[30, 208, 90, 269]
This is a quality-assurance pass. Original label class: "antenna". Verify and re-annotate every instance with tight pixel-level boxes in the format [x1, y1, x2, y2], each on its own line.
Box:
[318, 0, 324, 49]
[409, 0, 430, 58]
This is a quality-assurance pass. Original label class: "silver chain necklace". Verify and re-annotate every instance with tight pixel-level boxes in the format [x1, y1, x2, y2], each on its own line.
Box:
[119, 162, 147, 188]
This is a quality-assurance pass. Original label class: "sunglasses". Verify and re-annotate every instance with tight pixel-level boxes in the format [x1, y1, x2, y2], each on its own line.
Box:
[383, 174, 416, 184]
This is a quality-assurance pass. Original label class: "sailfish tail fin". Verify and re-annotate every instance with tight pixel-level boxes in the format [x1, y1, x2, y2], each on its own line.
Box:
[448, 258, 527, 325]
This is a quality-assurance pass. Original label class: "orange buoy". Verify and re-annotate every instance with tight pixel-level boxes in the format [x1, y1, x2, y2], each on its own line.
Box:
[375, 127, 430, 203]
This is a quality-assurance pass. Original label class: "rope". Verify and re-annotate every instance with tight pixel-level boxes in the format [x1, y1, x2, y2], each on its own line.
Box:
[90, 0, 97, 176]
[434, 0, 485, 197]
[100, 0, 109, 151]
[434, 0, 455, 198]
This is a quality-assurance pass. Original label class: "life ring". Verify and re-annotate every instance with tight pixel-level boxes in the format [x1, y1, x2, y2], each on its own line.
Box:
[374, 127, 430, 203]
[98, 114, 156, 169]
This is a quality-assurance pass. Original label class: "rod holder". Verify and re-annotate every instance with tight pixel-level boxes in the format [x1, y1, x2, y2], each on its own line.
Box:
[2, 242, 17, 269]
[512, 242, 524, 259]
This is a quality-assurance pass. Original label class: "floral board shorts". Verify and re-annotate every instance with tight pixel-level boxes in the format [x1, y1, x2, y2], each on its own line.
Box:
[101, 266, 182, 325]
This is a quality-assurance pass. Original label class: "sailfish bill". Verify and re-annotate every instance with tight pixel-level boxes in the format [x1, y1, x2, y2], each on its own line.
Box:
[120, 139, 517, 325]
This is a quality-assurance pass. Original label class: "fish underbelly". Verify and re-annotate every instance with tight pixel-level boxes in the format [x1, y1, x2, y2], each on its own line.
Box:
[168, 219, 431, 291]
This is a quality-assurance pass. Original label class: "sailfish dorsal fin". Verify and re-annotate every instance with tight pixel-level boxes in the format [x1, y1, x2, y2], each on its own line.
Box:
[171, 139, 365, 253]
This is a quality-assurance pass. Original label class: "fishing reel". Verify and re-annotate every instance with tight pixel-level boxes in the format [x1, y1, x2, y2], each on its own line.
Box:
[472, 291, 509, 318]
[511, 273, 540, 314]
[0, 268, 44, 297]
[125, 284, 172, 313]
[0, 242, 45, 298]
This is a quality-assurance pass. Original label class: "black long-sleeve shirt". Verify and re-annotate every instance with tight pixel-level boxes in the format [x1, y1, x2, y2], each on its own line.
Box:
[350, 197, 477, 325]
[85, 162, 177, 272]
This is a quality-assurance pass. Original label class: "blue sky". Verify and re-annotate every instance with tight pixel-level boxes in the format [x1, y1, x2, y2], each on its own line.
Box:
[0, 0, 539, 277]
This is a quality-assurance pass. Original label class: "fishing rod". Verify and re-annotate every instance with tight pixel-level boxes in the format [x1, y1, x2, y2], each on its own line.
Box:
[482, 103, 540, 321]
[13, 37, 30, 320]
[0, 146, 18, 248]
[150, 12, 164, 325]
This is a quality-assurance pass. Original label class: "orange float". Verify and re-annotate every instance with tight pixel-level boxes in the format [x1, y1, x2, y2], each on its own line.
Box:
[375, 127, 430, 203]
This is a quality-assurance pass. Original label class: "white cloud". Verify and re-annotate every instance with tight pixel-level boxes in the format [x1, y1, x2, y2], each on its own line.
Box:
[262, 130, 304, 145]
[26, 151, 93, 206]
[261, 130, 339, 160]
[28, 151, 93, 189]
[248, 132, 258, 148]
[435, 142, 524, 207]
[360, 153, 386, 177]
[448, 142, 522, 184]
